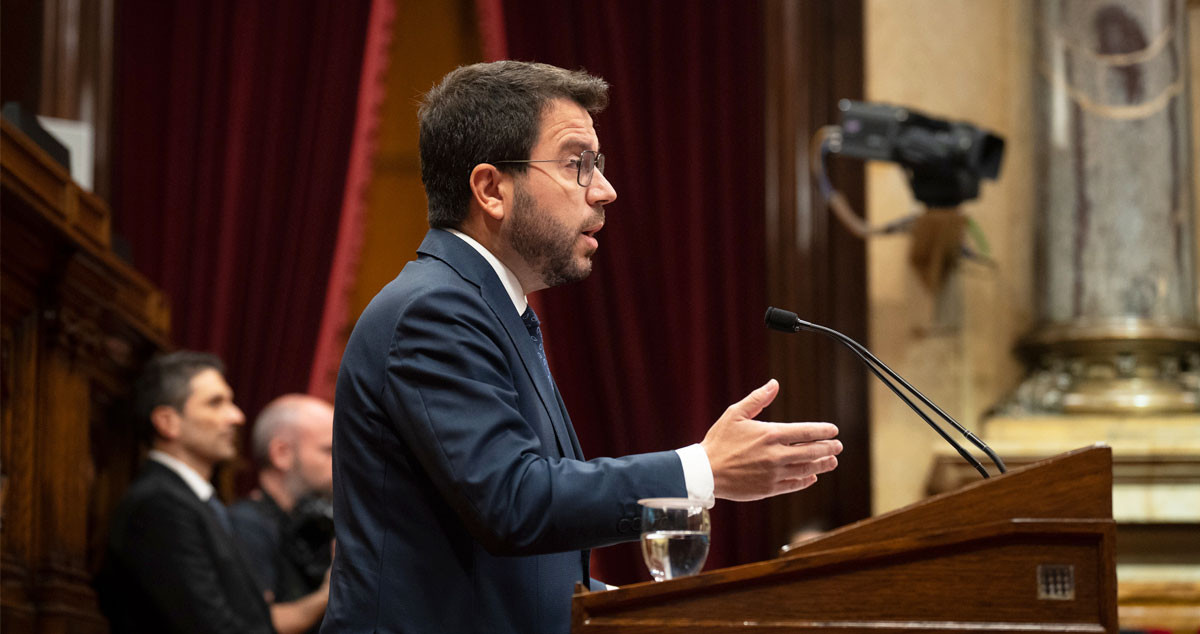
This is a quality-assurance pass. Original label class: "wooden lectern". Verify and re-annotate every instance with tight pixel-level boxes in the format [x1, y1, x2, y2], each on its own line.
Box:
[573, 445, 1117, 633]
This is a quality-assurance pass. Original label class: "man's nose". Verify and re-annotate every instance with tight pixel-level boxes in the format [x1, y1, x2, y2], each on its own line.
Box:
[586, 168, 617, 207]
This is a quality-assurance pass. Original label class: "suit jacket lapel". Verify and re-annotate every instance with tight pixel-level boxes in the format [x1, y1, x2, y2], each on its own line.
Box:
[143, 462, 270, 597]
[554, 386, 584, 460]
[418, 230, 577, 459]
[497, 301, 576, 459]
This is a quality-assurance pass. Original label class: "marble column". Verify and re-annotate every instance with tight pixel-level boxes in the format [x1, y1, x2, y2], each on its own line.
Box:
[960, 4, 1200, 625]
[1013, 0, 1199, 414]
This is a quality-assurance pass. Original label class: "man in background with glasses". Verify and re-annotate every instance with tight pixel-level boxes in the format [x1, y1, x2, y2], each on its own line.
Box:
[324, 61, 843, 634]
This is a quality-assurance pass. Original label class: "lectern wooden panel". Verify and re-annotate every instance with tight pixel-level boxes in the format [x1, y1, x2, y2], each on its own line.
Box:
[573, 446, 1118, 633]
[1, 120, 170, 633]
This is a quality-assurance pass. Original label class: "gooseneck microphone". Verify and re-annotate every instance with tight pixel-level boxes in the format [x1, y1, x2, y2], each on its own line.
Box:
[765, 307, 1006, 479]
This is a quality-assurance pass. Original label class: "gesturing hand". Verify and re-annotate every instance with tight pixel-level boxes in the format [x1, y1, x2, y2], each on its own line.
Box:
[700, 379, 842, 501]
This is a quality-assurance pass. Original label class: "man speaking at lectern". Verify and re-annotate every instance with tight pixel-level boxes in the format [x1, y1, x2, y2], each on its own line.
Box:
[324, 61, 843, 634]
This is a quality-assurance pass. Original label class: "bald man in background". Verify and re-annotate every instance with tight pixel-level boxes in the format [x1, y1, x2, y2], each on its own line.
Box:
[231, 395, 335, 634]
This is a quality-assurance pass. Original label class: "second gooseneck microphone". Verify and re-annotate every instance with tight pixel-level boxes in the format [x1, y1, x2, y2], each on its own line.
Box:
[765, 307, 1006, 479]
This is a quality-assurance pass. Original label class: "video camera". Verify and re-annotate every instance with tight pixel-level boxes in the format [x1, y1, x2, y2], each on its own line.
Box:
[834, 100, 1005, 207]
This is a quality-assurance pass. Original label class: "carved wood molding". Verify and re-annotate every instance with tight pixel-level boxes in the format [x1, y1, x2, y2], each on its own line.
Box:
[2, 116, 168, 634]
[1, 120, 109, 251]
[2, 120, 170, 348]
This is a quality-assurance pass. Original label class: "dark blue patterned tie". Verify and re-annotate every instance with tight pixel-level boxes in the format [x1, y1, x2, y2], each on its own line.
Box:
[206, 495, 233, 534]
[521, 306, 554, 385]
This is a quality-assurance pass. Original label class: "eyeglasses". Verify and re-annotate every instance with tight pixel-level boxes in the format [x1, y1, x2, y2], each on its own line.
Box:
[493, 150, 605, 187]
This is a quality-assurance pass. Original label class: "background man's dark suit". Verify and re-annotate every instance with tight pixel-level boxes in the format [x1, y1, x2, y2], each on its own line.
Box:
[324, 229, 687, 633]
[98, 460, 274, 633]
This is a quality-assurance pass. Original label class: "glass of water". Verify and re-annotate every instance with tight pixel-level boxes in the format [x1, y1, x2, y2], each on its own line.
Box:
[638, 498, 710, 582]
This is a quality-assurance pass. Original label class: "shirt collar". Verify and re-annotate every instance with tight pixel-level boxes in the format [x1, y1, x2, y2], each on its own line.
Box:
[147, 449, 215, 501]
[446, 228, 528, 315]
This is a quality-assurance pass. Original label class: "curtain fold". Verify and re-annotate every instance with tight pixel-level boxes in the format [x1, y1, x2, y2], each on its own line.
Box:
[476, 0, 509, 64]
[113, 0, 373, 445]
[491, 0, 770, 585]
[308, 0, 398, 400]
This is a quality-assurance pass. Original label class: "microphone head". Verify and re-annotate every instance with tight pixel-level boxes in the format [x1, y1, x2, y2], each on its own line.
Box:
[764, 307, 801, 333]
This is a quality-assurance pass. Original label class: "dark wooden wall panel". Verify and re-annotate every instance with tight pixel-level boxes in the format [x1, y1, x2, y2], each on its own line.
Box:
[1, 120, 168, 634]
[763, 0, 870, 548]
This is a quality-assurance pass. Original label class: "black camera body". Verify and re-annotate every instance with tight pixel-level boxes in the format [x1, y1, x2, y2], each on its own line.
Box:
[835, 100, 1004, 207]
[283, 494, 335, 588]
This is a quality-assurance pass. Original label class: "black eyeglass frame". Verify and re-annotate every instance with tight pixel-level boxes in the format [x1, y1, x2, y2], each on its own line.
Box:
[492, 150, 605, 187]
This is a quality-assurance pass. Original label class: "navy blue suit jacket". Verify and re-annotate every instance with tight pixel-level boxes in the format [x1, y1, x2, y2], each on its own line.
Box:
[323, 229, 687, 633]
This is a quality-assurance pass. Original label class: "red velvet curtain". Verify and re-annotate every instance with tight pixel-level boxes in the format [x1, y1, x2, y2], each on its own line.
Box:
[494, 1, 770, 584]
[112, 2, 372, 433]
[308, 0, 397, 400]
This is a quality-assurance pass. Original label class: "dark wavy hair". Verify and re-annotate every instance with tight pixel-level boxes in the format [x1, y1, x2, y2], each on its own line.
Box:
[418, 61, 609, 229]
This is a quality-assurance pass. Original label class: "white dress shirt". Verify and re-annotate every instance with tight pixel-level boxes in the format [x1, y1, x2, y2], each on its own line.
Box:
[147, 449, 216, 502]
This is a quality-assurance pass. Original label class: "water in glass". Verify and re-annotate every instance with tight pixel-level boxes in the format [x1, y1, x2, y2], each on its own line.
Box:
[638, 498, 710, 582]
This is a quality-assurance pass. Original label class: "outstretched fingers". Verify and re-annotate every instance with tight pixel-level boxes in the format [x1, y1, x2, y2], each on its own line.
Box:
[780, 454, 839, 480]
[773, 422, 840, 445]
[769, 437, 841, 490]
[776, 474, 821, 495]
[780, 438, 843, 463]
[706, 379, 845, 502]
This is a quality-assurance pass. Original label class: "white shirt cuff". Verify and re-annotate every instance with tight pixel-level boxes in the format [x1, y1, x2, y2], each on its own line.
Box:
[675, 443, 715, 508]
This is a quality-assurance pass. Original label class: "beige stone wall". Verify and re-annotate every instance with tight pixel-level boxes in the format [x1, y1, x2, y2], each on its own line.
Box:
[864, 0, 1037, 514]
[865, 0, 1200, 515]
[1193, 1, 1199, 317]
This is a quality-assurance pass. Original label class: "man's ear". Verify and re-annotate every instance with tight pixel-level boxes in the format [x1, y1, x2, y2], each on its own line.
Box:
[267, 436, 294, 471]
[150, 405, 182, 440]
[468, 163, 509, 222]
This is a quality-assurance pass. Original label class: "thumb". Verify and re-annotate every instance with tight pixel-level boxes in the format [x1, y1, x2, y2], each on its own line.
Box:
[728, 379, 779, 420]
